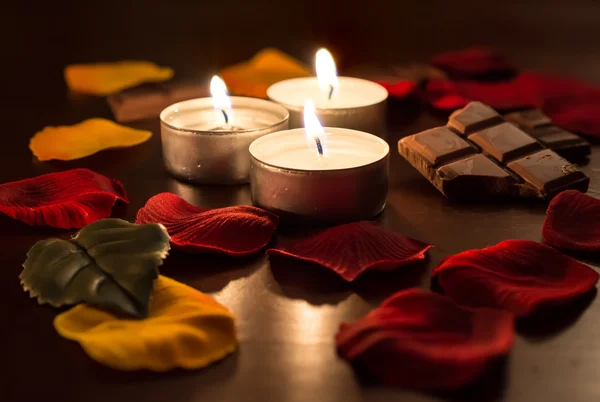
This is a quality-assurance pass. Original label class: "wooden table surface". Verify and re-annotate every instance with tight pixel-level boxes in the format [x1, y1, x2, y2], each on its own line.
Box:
[3, 2, 600, 401]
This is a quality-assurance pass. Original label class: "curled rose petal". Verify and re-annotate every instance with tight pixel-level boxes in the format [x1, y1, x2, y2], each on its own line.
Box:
[0, 169, 128, 229]
[54, 275, 237, 371]
[542, 92, 600, 137]
[336, 289, 514, 390]
[433, 240, 599, 316]
[266, 222, 431, 281]
[64, 61, 174, 95]
[431, 47, 515, 78]
[543, 190, 600, 251]
[30, 118, 152, 161]
[136, 192, 278, 256]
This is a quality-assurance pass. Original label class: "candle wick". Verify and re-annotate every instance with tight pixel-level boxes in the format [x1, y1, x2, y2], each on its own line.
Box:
[314, 137, 324, 156]
[221, 109, 229, 124]
[328, 84, 334, 101]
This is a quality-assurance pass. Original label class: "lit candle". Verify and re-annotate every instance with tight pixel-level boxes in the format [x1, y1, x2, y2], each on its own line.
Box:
[249, 102, 389, 223]
[160, 76, 289, 184]
[266, 48, 388, 136]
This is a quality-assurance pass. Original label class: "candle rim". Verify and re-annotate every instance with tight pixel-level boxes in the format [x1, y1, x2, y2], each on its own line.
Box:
[249, 127, 390, 172]
[160, 96, 290, 135]
[267, 76, 389, 110]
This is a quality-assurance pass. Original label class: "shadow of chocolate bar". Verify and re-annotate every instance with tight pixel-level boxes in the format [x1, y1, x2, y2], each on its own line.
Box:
[398, 102, 589, 201]
[108, 80, 207, 122]
[504, 108, 590, 161]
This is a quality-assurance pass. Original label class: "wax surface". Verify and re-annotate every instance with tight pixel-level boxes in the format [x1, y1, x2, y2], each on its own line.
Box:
[249, 128, 389, 170]
[161, 97, 288, 132]
[267, 77, 388, 109]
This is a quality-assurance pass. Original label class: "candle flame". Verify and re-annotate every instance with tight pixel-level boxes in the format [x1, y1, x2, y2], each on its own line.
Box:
[315, 48, 339, 100]
[304, 100, 327, 156]
[210, 75, 233, 126]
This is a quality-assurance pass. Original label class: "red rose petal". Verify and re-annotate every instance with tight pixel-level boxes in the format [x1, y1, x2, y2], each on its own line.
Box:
[376, 80, 417, 99]
[431, 47, 515, 78]
[543, 190, 600, 251]
[542, 92, 600, 137]
[433, 240, 598, 317]
[336, 288, 514, 390]
[426, 78, 529, 111]
[0, 168, 128, 229]
[266, 222, 431, 281]
[135, 192, 278, 256]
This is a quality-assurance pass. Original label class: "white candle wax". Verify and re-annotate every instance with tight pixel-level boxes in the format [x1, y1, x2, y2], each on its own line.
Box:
[249, 127, 389, 171]
[266, 77, 388, 135]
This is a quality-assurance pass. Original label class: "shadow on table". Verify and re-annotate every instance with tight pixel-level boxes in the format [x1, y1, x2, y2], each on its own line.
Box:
[354, 357, 508, 402]
[268, 254, 430, 306]
[161, 249, 265, 293]
[516, 288, 597, 341]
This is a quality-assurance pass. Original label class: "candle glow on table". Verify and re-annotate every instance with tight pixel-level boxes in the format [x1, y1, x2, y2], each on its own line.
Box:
[160, 76, 289, 184]
[267, 48, 388, 135]
[249, 104, 389, 223]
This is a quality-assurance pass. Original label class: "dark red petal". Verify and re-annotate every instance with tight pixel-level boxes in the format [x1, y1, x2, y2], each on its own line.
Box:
[0, 169, 128, 229]
[336, 289, 514, 390]
[376, 80, 417, 99]
[136, 192, 278, 256]
[433, 240, 598, 317]
[431, 47, 515, 77]
[543, 92, 600, 137]
[543, 190, 600, 251]
[266, 222, 431, 281]
[426, 78, 529, 110]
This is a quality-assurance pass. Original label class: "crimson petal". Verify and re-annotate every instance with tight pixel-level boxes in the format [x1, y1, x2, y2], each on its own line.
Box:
[266, 222, 431, 281]
[433, 240, 598, 316]
[336, 288, 514, 390]
[431, 47, 515, 78]
[376, 80, 416, 99]
[0, 169, 128, 229]
[543, 190, 600, 251]
[426, 78, 529, 111]
[136, 192, 278, 256]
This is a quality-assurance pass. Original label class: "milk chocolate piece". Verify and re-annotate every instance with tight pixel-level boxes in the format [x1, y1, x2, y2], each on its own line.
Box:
[402, 127, 474, 167]
[108, 80, 206, 122]
[468, 122, 542, 163]
[505, 109, 590, 160]
[447, 101, 504, 135]
[398, 102, 589, 201]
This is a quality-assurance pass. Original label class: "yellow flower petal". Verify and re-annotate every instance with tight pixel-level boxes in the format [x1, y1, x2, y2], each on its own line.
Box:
[65, 61, 174, 95]
[54, 275, 237, 371]
[30, 118, 152, 161]
[219, 48, 311, 98]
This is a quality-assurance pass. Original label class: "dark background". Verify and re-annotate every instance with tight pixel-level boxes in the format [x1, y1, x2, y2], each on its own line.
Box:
[3, 2, 600, 402]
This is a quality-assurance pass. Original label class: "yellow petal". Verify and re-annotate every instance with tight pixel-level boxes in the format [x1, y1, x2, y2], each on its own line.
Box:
[54, 275, 237, 371]
[65, 61, 174, 95]
[219, 48, 311, 98]
[30, 118, 152, 161]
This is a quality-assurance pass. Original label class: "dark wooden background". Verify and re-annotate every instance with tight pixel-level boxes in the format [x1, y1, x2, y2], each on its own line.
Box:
[3, 1, 600, 401]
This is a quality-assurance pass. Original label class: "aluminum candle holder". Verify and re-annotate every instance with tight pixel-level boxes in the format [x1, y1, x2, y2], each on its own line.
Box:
[249, 128, 390, 224]
[160, 97, 289, 184]
[267, 77, 388, 137]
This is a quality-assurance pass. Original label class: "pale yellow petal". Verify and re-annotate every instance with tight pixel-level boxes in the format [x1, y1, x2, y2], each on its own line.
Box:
[54, 275, 237, 371]
[65, 61, 174, 95]
[220, 48, 311, 98]
[29, 118, 152, 161]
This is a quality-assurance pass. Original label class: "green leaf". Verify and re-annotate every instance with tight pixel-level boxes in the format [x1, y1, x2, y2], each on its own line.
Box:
[20, 218, 171, 318]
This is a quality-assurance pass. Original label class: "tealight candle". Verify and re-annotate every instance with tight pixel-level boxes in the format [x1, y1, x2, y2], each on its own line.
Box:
[249, 100, 389, 223]
[160, 76, 289, 184]
[267, 49, 388, 136]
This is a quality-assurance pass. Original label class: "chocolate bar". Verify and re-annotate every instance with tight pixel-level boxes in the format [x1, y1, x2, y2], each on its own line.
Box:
[398, 102, 589, 201]
[108, 80, 206, 122]
[504, 108, 590, 161]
